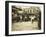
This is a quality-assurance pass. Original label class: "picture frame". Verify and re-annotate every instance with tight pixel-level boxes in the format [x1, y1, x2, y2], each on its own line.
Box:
[5, 1, 45, 36]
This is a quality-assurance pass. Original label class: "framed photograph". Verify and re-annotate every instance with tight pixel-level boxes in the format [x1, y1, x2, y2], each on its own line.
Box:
[5, 1, 45, 36]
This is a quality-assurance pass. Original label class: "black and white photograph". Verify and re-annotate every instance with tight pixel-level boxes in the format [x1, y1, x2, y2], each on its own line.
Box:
[12, 6, 41, 31]
[5, 1, 45, 36]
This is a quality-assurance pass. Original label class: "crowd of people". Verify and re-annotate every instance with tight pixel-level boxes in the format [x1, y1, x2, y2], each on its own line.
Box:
[12, 6, 41, 23]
